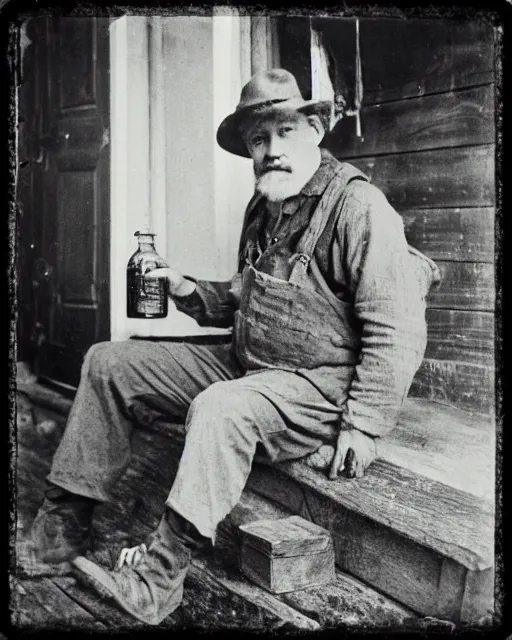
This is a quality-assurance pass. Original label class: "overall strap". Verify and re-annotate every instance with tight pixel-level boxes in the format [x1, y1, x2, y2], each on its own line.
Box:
[296, 163, 369, 259]
[237, 193, 265, 268]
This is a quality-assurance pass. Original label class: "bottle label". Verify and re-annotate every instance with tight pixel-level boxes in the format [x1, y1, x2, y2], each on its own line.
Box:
[128, 274, 167, 317]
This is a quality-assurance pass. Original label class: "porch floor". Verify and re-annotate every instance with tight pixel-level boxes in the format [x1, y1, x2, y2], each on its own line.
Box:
[13, 384, 425, 633]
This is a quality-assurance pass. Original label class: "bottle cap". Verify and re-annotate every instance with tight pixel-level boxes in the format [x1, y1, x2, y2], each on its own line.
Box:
[134, 227, 156, 237]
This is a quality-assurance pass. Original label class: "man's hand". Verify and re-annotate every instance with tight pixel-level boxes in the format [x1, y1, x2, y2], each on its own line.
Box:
[145, 267, 196, 297]
[329, 428, 377, 479]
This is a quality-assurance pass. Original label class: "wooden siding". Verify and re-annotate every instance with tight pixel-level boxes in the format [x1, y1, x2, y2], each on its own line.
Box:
[278, 17, 496, 415]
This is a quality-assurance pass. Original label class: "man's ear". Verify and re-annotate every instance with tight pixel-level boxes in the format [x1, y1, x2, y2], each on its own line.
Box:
[306, 114, 326, 144]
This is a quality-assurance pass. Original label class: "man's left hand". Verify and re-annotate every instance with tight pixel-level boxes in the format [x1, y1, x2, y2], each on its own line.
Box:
[329, 429, 378, 480]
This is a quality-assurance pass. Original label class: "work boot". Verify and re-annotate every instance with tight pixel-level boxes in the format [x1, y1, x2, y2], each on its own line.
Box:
[72, 508, 208, 626]
[17, 483, 96, 577]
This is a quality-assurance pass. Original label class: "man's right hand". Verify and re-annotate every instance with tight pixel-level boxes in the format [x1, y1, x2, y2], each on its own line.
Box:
[145, 267, 196, 297]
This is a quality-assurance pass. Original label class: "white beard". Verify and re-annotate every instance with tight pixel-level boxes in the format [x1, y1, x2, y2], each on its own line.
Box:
[255, 170, 305, 203]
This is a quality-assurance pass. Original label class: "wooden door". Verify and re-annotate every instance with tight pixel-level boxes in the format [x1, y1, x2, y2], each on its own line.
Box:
[18, 17, 110, 388]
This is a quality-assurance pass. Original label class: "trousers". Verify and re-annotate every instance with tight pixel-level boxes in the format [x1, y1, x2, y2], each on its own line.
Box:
[47, 339, 343, 540]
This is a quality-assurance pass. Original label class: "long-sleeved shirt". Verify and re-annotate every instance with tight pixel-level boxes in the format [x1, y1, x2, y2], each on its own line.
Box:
[174, 148, 439, 438]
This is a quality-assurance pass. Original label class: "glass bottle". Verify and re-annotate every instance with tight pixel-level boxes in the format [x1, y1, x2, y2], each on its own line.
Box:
[127, 229, 169, 318]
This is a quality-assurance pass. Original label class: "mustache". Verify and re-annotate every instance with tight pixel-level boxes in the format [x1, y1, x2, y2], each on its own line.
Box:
[257, 163, 293, 176]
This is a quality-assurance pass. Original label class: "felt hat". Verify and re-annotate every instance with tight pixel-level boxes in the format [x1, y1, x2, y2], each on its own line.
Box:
[216, 68, 333, 158]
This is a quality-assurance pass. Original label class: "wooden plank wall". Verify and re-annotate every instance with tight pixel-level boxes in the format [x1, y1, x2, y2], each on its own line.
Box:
[278, 17, 496, 416]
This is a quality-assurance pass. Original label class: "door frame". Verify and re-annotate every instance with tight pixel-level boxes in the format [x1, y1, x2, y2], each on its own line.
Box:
[109, 12, 259, 341]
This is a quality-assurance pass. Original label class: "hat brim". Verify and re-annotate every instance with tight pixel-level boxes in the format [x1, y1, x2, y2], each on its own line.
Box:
[216, 99, 333, 158]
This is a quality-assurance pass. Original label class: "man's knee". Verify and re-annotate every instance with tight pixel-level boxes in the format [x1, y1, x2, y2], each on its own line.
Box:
[186, 381, 275, 437]
[82, 341, 140, 381]
[189, 381, 240, 414]
[187, 381, 258, 428]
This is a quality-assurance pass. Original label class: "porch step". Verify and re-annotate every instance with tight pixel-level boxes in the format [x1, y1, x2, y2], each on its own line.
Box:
[246, 398, 495, 623]
[217, 489, 417, 629]
[90, 485, 417, 630]
[18, 380, 495, 624]
[82, 469, 415, 630]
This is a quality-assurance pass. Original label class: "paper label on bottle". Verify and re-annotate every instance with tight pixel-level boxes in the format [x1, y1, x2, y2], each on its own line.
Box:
[128, 275, 167, 317]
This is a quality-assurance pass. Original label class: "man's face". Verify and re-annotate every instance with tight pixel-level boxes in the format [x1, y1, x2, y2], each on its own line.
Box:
[241, 110, 322, 203]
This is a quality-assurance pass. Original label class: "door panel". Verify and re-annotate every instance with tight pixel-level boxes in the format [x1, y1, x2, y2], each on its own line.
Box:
[58, 18, 96, 109]
[58, 171, 97, 303]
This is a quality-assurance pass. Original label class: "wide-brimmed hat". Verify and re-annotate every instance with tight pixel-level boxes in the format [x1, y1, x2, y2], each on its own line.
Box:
[216, 68, 333, 158]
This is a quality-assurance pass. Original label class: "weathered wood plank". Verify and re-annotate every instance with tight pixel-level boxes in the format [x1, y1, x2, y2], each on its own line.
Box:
[248, 463, 488, 620]
[402, 207, 494, 262]
[356, 18, 495, 104]
[383, 397, 495, 502]
[345, 144, 495, 210]
[460, 566, 495, 623]
[327, 85, 494, 158]
[17, 381, 74, 415]
[427, 261, 495, 311]
[12, 584, 57, 629]
[190, 554, 320, 631]
[52, 574, 183, 630]
[411, 358, 495, 416]
[308, 489, 465, 619]
[279, 564, 417, 629]
[280, 18, 494, 107]
[250, 457, 494, 571]
[425, 309, 494, 364]
[15, 577, 106, 630]
[435, 558, 469, 621]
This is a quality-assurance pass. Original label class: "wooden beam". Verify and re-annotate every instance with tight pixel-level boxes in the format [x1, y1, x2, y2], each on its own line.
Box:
[460, 566, 495, 623]
[248, 460, 494, 620]
[109, 16, 150, 342]
[148, 16, 167, 262]
[427, 261, 494, 311]
[402, 207, 494, 263]
[425, 309, 494, 364]
[251, 17, 270, 74]
[337, 144, 496, 210]
[358, 18, 495, 105]
[327, 85, 495, 158]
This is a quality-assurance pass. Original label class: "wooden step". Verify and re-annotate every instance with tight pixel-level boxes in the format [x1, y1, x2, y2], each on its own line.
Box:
[245, 398, 495, 623]
[17, 382, 495, 623]
[90, 482, 416, 630]
[220, 490, 417, 629]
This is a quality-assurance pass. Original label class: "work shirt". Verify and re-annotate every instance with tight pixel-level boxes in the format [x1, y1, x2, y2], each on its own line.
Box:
[175, 148, 439, 438]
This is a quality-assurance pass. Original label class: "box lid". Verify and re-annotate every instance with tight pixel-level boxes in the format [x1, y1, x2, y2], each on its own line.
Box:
[239, 515, 332, 558]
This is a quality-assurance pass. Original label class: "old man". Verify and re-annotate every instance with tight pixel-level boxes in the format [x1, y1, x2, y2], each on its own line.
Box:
[21, 69, 439, 624]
